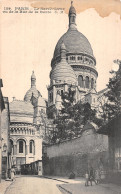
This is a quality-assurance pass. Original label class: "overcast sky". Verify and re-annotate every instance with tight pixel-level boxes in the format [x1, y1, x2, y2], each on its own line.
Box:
[1, 0, 121, 102]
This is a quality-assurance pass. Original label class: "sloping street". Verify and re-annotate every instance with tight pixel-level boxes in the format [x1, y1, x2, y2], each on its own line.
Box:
[6, 176, 61, 194]
[5, 176, 121, 194]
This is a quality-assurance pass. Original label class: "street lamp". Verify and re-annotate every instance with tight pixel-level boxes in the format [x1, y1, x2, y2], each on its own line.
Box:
[3, 143, 7, 152]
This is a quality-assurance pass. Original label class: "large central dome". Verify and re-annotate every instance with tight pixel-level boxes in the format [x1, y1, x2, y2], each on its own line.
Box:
[53, 28, 94, 59]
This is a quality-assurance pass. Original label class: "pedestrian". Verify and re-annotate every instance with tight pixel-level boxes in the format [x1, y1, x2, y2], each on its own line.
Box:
[95, 169, 100, 184]
[89, 167, 97, 186]
[11, 166, 15, 181]
[85, 171, 89, 186]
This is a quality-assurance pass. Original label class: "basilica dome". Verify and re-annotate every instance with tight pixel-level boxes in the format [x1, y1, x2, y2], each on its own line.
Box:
[53, 28, 94, 60]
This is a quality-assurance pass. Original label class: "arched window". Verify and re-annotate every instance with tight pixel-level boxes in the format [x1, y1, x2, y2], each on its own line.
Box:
[70, 56, 75, 61]
[17, 139, 26, 154]
[49, 93, 51, 102]
[78, 75, 84, 88]
[85, 76, 89, 88]
[51, 92, 53, 102]
[91, 78, 94, 89]
[29, 140, 34, 154]
[19, 140, 24, 153]
[61, 90, 63, 96]
[78, 56, 82, 60]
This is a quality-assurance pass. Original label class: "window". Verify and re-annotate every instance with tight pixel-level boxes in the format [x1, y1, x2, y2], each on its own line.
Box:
[51, 92, 53, 102]
[72, 16, 75, 22]
[78, 56, 82, 60]
[29, 140, 34, 154]
[61, 90, 63, 96]
[91, 78, 94, 89]
[70, 56, 75, 61]
[49, 93, 51, 102]
[19, 140, 23, 153]
[85, 76, 89, 88]
[30, 141, 32, 153]
[78, 75, 84, 88]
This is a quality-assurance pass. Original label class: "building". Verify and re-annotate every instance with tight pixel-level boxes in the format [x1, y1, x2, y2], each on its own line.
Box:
[1, 97, 11, 179]
[0, 79, 5, 182]
[9, 72, 47, 175]
[47, 2, 98, 118]
[41, 2, 109, 177]
[0, 79, 12, 180]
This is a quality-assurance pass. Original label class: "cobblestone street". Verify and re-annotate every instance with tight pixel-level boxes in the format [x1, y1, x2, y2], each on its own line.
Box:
[6, 176, 61, 194]
[5, 176, 121, 194]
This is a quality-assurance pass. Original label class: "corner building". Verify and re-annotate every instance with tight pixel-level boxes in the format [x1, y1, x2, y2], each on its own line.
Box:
[47, 2, 98, 117]
[9, 72, 47, 175]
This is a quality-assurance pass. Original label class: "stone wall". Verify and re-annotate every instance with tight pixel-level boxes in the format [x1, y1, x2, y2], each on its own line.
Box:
[44, 128, 109, 177]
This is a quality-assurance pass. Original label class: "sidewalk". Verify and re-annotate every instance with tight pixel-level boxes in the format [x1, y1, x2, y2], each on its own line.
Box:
[44, 176, 121, 194]
[0, 179, 15, 194]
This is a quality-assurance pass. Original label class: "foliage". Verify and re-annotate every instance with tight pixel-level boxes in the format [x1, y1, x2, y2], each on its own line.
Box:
[52, 86, 100, 142]
[102, 60, 121, 121]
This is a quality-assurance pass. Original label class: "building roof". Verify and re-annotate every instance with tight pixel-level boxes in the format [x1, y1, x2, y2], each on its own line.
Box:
[53, 28, 94, 60]
[10, 100, 34, 123]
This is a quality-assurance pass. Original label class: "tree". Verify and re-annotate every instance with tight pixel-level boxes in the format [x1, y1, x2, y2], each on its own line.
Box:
[102, 59, 121, 121]
[53, 86, 100, 142]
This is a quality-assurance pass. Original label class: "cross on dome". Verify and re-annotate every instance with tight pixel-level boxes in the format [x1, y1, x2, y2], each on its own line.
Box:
[31, 71, 36, 87]
[69, 1, 76, 28]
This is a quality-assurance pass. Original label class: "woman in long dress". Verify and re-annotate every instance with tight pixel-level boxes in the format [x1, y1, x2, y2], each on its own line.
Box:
[11, 167, 15, 181]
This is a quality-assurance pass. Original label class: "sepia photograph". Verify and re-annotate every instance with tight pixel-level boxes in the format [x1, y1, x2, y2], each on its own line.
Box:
[0, 0, 121, 193]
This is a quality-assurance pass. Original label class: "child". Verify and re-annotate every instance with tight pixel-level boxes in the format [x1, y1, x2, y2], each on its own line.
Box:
[95, 169, 100, 184]
[85, 171, 89, 186]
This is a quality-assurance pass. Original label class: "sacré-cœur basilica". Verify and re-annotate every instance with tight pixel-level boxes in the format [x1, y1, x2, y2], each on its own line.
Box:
[9, 2, 108, 176]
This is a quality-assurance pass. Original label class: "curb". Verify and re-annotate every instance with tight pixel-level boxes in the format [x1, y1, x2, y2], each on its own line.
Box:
[43, 176, 69, 184]
[4, 179, 16, 194]
[58, 185, 72, 194]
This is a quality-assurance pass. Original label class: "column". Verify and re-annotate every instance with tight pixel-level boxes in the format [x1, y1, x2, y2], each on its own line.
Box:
[13, 143, 17, 155]
[26, 143, 29, 155]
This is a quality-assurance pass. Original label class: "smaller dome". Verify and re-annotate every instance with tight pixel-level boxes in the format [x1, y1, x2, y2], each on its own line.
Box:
[24, 88, 41, 102]
[51, 43, 77, 84]
[24, 71, 42, 102]
[51, 60, 77, 84]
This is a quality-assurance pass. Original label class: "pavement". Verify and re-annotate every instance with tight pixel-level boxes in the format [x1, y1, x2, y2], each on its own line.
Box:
[0, 179, 15, 194]
[44, 176, 121, 194]
[0, 175, 121, 194]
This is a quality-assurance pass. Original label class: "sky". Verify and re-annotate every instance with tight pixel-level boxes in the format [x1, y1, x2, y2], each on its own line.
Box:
[1, 0, 121, 102]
